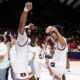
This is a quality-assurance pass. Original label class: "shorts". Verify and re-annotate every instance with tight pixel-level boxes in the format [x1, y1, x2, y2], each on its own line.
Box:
[49, 60, 66, 77]
[40, 71, 53, 80]
[15, 66, 33, 79]
[15, 72, 33, 79]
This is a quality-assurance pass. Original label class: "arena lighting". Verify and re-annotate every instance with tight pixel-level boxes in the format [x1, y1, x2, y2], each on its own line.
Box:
[66, 0, 74, 6]
[72, 0, 80, 8]
[55, 0, 80, 12]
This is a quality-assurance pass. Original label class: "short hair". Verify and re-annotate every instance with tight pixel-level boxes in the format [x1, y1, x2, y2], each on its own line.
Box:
[0, 34, 4, 42]
[53, 25, 63, 34]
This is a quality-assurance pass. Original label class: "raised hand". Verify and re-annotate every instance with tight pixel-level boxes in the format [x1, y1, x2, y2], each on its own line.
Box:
[46, 26, 58, 34]
[45, 26, 52, 33]
[25, 2, 32, 11]
[50, 26, 58, 33]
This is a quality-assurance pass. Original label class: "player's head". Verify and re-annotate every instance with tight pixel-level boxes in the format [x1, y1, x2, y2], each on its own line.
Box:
[46, 25, 63, 41]
[53, 25, 63, 34]
[25, 23, 35, 37]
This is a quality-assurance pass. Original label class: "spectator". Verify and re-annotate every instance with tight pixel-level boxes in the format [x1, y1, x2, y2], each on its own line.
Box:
[0, 34, 9, 80]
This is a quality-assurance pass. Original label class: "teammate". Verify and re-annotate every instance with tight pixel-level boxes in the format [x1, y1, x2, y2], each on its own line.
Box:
[34, 25, 68, 80]
[45, 25, 68, 80]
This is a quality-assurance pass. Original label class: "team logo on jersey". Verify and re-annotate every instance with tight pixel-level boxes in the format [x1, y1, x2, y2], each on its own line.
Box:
[50, 62, 55, 67]
[20, 73, 26, 77]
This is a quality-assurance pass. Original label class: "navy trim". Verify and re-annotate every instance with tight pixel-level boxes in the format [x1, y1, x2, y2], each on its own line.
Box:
[17, 38, 28, 47]
[57, 42, 66, 51]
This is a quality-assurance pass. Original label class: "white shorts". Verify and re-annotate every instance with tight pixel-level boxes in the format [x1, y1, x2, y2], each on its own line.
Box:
[15, 66, 33, 79]
[40, 71, 53, 80]
[34, 59, 66, 78]
[49, 59, 66, 77]
[15, 72, 33, 79]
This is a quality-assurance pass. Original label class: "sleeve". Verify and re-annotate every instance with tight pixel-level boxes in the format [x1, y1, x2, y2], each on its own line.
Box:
[17, 32, 28, 46]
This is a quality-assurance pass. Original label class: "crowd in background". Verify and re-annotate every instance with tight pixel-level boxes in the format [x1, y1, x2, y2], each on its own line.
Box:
[1, 29, 80, 52]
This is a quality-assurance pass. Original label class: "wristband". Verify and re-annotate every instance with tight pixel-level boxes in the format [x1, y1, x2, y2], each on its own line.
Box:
[24, 7, 29, 12]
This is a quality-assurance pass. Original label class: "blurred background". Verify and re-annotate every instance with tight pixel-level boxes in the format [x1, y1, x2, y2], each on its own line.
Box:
[0, 0, 80, 37]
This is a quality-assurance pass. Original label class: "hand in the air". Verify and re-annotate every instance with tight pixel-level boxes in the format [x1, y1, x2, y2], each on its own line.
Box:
[25, 2, 32, 11]
[46, 26, 58, 33]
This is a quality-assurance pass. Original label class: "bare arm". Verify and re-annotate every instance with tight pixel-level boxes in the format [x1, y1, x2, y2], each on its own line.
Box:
[45, 59, 54, 75]
[18, 2, 32, 34]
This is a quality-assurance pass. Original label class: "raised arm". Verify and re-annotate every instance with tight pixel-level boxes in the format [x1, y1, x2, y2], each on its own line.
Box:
[51, 27, 66, 47]
[46, 26, 66, 47]
[18, 2, 32, 34]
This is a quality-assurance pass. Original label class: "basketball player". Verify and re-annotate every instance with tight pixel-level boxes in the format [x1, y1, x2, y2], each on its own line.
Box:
[45, 25, 68, 80]
[34, 25, 68, 80]
[13, 2, 35, 80]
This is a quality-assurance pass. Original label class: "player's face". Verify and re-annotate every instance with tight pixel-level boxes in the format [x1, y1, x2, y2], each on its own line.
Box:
[50, 32, 57, 41]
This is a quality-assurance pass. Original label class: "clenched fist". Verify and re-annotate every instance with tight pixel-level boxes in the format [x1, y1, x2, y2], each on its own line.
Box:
[45, 26, 52, 33]
[25, 2, 32, 11]
[46, 26, 58, 34]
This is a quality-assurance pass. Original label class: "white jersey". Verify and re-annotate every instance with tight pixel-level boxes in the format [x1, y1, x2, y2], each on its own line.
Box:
[9, 45, 16, 67]
[28, 45, 35, 61]
[34, 38, 68, 78]
[0, 42, 9, 69]
[14, 32, 32, 73]
[34, 46, 41, 59]
[53, 37, 68, 67]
